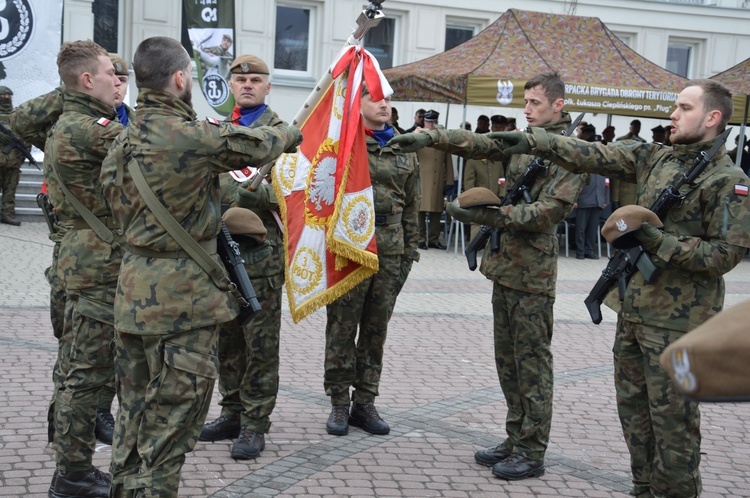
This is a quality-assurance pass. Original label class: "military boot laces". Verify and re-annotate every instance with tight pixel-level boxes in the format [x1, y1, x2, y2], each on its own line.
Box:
[199, 415, 241, 442]
[326, 404, 350, 436]
[231, 427, 266, 460]
[349, 403, 390, 435]
[49, 466, 111, 498]
[95, 409, 115, 445]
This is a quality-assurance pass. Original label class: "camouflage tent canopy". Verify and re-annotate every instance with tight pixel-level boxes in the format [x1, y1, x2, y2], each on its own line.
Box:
[383, 9, 689, 119]
[710, 56, 750, 125]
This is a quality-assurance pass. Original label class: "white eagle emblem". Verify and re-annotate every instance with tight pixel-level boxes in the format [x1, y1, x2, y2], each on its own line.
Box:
[616, 218, 628, 232]
[671, 349, 697, 393]
[309, 157, 337, 211]
[496, 80, 514, 105]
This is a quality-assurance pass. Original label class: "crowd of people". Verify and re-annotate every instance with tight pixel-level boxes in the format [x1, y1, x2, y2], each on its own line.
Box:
[1, 35, 748, 498]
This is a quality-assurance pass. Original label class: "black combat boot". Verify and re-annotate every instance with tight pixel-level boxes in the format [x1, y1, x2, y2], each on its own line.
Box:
[231, 427, 265, 460]
[94, 409, 115, 445]
[491, 453, 545, 480]
[326, 404, 350, 435]
[199, 415, 241, 442]
[349, 403, 390, 435]
[474, 445, 513, 467]
[48, 466, 111, 498]
[1, 216, 20, 226]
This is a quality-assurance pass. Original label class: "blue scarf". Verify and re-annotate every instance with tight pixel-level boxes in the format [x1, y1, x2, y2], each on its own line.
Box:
[237, 104, 267, 127]
[366, 124, 395, 147]
[116, 104, 129, 126]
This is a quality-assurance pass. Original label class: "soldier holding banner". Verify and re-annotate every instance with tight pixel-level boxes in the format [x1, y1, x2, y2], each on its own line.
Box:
[200, 54, 287, 461]
[324, 85, 421, 437]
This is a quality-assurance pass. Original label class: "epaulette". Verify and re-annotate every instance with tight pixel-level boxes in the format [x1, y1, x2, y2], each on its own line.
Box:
[206, 117, 221, 126]
[96, 117, 111, 127]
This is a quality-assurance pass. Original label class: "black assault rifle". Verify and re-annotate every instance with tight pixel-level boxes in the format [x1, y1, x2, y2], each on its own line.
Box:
[465, 112, 585, 271]
[36, 192, 59, 235]
[584, 127, 732, 324]
[217, 221, 263, 327]
[0, 122, 39, 170]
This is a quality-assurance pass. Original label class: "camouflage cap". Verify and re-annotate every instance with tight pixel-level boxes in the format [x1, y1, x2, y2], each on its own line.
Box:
[601, 205, 663, 249]
[222, 207, 267, 240]
[660, 299, 750, 401]
[455, 187, 502, 208]
[109, 54, 129, 76]
[230, 55, 269, 75]
[0, 85, 13, 95]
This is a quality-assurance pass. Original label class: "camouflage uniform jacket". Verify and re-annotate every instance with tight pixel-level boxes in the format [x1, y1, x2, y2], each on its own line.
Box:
[366, 132, 421, 261]
[0, 111, 25, 169]
[219, 106, 285, 278]
[101, 89, 299, 334]
[44, 89, 124, 291]
[9, 86, 64, 150]
[528, 129, 750, 331]
[429, 113, 584, 297]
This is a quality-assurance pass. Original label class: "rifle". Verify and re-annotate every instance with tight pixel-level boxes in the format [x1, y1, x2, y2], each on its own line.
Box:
[36, 192, 59, 234]
[0, 122, 39, 170]
[584, 127, 732, 324]
[464, 112, 586, 271]
[217, 221, 263, 327]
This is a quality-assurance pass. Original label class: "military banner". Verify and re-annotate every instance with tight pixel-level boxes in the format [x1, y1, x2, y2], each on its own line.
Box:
[0, 0, 62, 105]
[272, 44, 390, 323]
[183, 0, 235, 116]
[468, 77, 679, 119]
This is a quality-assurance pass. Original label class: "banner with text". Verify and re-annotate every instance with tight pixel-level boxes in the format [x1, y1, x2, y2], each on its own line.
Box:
[468, 77, 680, 119]
[183, 0, 236, 116]
[0, 0, 62, 107]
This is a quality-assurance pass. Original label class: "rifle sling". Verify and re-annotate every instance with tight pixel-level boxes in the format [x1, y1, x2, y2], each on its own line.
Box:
[126, 156, 231, 292]
[49, 162, 117, 246]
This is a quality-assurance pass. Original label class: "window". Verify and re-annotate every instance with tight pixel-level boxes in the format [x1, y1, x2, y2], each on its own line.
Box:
[275, 5, 312, 73]
[667, 39, 699, 78]
[445, 25, 474, 51]
[93, 0, 119, 53]
[364, 18, 395, 69]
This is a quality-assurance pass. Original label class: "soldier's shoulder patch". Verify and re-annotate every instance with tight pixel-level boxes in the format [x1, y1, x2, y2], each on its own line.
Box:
[206, 117, 221, 126]
[735, 184, 749, 196]
[96, 117, 111, 127]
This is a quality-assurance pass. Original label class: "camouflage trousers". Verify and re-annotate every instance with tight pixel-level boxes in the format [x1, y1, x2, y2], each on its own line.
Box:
[491, 283, 554, 462]
[53, 285, 116, 473]
[217, 272, 283, 432]
[0, 164, 19, 218]
[613, 318, 702, 498]
[325, 254, 400, 405]
[110, 325, 219, 498]
[418, 211, 443, 245]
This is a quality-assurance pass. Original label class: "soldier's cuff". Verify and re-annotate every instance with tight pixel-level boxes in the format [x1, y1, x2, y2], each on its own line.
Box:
[429, 129, 446, 145]
[654, 232, 680, 261]
[528, 128, 545, 151]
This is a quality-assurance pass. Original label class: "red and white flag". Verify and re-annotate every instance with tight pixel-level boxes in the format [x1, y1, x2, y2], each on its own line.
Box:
[273, 44, 392, 322]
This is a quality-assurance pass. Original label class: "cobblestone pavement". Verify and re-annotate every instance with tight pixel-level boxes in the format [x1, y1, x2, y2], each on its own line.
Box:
[2, 222, 750, 497]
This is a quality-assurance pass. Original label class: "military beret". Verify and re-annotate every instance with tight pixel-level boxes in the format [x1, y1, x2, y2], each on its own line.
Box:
[222, 207, 267, 240]
[660, 299, 750, 401]
[455, 187, 502, 208]
[651, 125, 666, 134]
[230, 55, 270, 75]
[424, 110, 439, 122]
[581, 124, 596, 134]
[601, 205, 663, 249]
[0, 85, 13, 95]
[109, 54, 129, 76]
[603, 125, 615, 134]
[490, 115, 508, 125]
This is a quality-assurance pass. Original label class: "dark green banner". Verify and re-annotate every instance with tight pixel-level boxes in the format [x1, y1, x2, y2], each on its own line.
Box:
[183, 0, 236, 116]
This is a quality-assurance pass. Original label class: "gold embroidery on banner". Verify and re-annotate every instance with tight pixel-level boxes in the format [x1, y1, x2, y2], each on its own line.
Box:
[290, 247, 323, 297]
[274, 152, 298, 192]
[304, 138, 339, 228]
[342, 194, 374, 245]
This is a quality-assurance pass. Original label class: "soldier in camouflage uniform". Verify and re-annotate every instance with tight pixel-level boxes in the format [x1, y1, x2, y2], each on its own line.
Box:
[199, 54, 287, 461]
[0, 86, 25, 226]
[324, 87, 420, 437]
[43, 41, 124, 498]
[439, 79, 750, 497]
[100, 37, 301, 498]
[390, 72, 585, 481]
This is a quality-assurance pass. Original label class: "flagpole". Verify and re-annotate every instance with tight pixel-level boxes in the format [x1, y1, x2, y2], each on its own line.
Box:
[248, 1, 386, 191]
